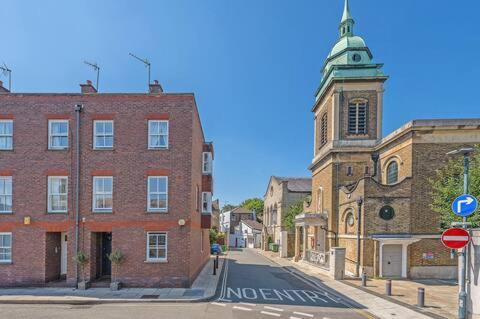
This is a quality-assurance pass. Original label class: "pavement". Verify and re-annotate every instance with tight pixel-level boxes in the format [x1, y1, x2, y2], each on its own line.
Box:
[0, 255, 224, 304]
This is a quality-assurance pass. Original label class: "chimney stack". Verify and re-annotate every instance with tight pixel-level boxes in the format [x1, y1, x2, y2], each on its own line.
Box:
[0, 80, 9, 93]
[149, 80, 163, 94]
[80, 80, 97, 94]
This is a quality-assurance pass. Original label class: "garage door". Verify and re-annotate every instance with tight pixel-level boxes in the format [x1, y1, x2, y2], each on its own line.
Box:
[382, 244, 402, 278]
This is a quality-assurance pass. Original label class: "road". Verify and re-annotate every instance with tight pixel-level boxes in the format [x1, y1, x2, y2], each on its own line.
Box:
[0, 248, 373, 319]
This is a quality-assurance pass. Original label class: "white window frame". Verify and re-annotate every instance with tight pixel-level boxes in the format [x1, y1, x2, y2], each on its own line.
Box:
[0, 120, 13, 150]
[0, 176, 12, 214]
[147, 176, 168, 212]
[93, 120, 114, 149]
[148, 120, 169, 149]
[202, 152, 213, 174]
[146, 232, 168, 262]
[0, 232, 12, 263]
[202, 192, 212, 214]
[92, 176, 113, 212]
[48, 120, 69, 150]
[48, 176, 68, 213]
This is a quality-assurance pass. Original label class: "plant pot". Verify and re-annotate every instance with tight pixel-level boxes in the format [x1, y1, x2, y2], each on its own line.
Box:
[77, 281, 90, 290]
[110, 281, 122, 291]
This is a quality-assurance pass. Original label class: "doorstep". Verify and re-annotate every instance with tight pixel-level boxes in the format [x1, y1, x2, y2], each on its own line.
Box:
[0, 254, 225, 305]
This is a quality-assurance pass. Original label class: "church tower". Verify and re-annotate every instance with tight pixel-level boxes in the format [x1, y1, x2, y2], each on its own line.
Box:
[312, 0, 388, 159]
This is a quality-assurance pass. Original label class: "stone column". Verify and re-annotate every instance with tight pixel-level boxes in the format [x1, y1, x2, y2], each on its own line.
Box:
[302, 226, 308, 260]
[313, 226, 318, 251]
[294, 226, 300, 262]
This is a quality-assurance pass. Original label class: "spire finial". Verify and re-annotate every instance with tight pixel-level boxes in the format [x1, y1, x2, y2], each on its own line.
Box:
[339, 0, 354, 38]
[341, 0, 352, 23]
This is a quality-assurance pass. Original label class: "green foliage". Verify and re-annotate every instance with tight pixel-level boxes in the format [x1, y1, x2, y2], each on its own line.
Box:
[73, 251, 88, 265]
[283, 199, 305, 231]
[430, 146, 480, 229]
[239, 198, 264, 216]
[209, 228, 218, 244]
[108, 250, 124, 265]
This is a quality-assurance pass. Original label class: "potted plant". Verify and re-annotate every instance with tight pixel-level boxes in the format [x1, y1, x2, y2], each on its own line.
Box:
[73, 251, 90, 290]
[108, 249, 124, 291]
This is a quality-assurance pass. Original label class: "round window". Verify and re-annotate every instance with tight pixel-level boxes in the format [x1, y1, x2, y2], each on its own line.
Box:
[379, 205, 395, 221]
[347, 213, 355, 227]
[352, 53, 361, 62]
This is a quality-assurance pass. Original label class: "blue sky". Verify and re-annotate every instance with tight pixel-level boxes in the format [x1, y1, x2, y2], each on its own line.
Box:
[1, 0, 479, 207]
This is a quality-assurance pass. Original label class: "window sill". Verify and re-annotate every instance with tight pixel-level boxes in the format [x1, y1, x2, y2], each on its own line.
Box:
[144, 260, 168, 264]
[93, 147, 115, 151]
[148, 147, 169, 151]
[0, 261, 12, 265]
[0, 149, 14, 151]
[0, 212, 13, 214]
[147, 210, 168, 214]
[92, 210, 113, 214]
[47, 211, 68, 214]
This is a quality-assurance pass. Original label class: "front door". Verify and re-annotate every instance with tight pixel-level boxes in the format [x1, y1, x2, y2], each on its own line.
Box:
[382, 244, 403, 277]
[101, 232, 112, 277]
[60, 232, 67, 275]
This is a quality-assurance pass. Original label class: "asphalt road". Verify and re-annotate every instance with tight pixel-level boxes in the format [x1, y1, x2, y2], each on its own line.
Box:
[0, 248, 373, 319]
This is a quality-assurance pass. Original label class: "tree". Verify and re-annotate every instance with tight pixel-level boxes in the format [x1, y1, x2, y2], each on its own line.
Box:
[430, 146, 480, 229]
[283, 199, 305, 231]
[240, 198, 264, 217]
[222, 204, 237, 212]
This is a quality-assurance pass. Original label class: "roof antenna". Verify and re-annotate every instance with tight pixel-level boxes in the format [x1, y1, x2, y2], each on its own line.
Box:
[129, 52, 151, 90]
[84, 61, 100, 91]
[0, 62, 12, 91]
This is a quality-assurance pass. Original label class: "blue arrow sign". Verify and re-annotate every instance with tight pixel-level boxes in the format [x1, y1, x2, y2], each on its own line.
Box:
[451, 194, 478, 217]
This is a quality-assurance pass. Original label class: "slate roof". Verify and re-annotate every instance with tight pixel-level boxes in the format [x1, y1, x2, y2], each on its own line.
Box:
[274, 177, 312, 193]
[241, 219, 263, 231]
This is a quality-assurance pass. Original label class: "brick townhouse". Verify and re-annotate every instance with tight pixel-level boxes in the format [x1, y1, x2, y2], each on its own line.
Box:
[0, 79, 214, 288]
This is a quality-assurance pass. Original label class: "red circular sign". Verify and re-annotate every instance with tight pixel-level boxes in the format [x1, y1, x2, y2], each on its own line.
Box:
[441, 228, 470, 249]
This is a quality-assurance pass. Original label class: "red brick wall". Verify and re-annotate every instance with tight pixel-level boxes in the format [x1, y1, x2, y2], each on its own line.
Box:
[0, 93, 211, 287]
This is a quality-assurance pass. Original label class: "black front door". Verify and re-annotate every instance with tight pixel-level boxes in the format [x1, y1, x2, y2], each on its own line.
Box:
[101, 233, 112, 277]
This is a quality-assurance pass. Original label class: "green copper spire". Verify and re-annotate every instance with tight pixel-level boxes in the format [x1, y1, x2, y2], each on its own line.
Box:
[339, 0, 354, 38]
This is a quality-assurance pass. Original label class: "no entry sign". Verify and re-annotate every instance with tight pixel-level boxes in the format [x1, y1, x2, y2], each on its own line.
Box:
[441, 228, 470, 249]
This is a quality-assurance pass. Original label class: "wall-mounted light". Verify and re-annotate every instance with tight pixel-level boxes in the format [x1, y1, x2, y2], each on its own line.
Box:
[178, 219, 186, 226]
[24, 216, 31, 225]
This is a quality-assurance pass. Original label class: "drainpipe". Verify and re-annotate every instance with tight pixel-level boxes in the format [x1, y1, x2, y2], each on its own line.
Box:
[356, 197, 363, 277]
[371, 152, 379, 179]
[74, 104, 83, 284]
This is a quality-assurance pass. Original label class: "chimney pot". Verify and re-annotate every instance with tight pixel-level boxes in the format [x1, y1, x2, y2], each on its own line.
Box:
[149, 80, 163, 94]
[80, 80, 97, 94]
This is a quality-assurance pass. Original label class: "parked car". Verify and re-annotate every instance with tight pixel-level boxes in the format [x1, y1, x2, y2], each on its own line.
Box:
[211, 243, 222, 255]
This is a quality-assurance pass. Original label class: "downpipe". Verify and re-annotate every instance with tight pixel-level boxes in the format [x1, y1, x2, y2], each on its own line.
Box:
[74, 104, 83, 285]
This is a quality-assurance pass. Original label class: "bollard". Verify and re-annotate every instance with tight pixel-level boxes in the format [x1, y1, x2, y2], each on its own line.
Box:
[361, 272, 367, 287]
[213, 259, 216, 275]
[386, 279, 392, 296]
[216, 254, 219, 269]
[417, 288, 425, 307]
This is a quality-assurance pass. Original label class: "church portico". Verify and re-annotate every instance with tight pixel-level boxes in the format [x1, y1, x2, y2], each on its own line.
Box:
[294, 213, 329, 268]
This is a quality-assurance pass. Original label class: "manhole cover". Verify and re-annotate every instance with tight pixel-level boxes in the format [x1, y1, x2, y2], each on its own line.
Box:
[140, 295, 159, 299]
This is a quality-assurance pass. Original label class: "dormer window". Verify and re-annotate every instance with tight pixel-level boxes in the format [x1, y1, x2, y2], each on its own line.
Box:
[202, 152, 213, 174]
[348, 100, 367, 135]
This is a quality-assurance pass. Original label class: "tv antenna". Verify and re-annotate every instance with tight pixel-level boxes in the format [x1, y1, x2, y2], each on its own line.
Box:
[84, 61, 100, 91]
[0, 62, 12, 91]
[129, 53, 151, 89]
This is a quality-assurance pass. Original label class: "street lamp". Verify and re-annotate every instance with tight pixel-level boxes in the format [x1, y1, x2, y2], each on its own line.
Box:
[447, 147, 474, 319]
[356, 197, 363, 277]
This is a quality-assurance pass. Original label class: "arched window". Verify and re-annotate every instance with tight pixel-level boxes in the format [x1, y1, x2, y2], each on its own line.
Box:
[386, 161, 399, 184]
[344, 210, 355, 234]
[348, 99, 368, 135]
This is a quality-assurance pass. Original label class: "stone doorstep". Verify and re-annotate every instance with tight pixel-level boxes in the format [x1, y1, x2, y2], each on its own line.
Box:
[0, 255, 225, 304]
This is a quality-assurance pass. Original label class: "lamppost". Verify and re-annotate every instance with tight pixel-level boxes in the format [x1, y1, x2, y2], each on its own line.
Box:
[446, 147, 474, 319]
[356, 197, 363, 277]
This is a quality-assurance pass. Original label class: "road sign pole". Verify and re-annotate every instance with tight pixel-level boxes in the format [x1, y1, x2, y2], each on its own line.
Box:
[459, 154, 469, 319]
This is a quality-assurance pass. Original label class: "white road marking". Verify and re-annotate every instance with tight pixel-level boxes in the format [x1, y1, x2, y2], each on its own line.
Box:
[290, 317, 302, 319]
[261, 311, 281, 317]
[233, 306, 252, 311]
[293, 311, 314, 318]
[264, 306, 284, 312]
[240, 302, 256, 307]
[210, 302, 226, 307]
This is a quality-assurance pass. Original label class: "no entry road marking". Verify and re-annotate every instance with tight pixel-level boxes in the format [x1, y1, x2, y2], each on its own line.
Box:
[225, 287, 333, 303]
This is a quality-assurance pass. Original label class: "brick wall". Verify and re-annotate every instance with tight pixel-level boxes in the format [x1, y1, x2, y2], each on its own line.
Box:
[0, 93, 211, 287]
